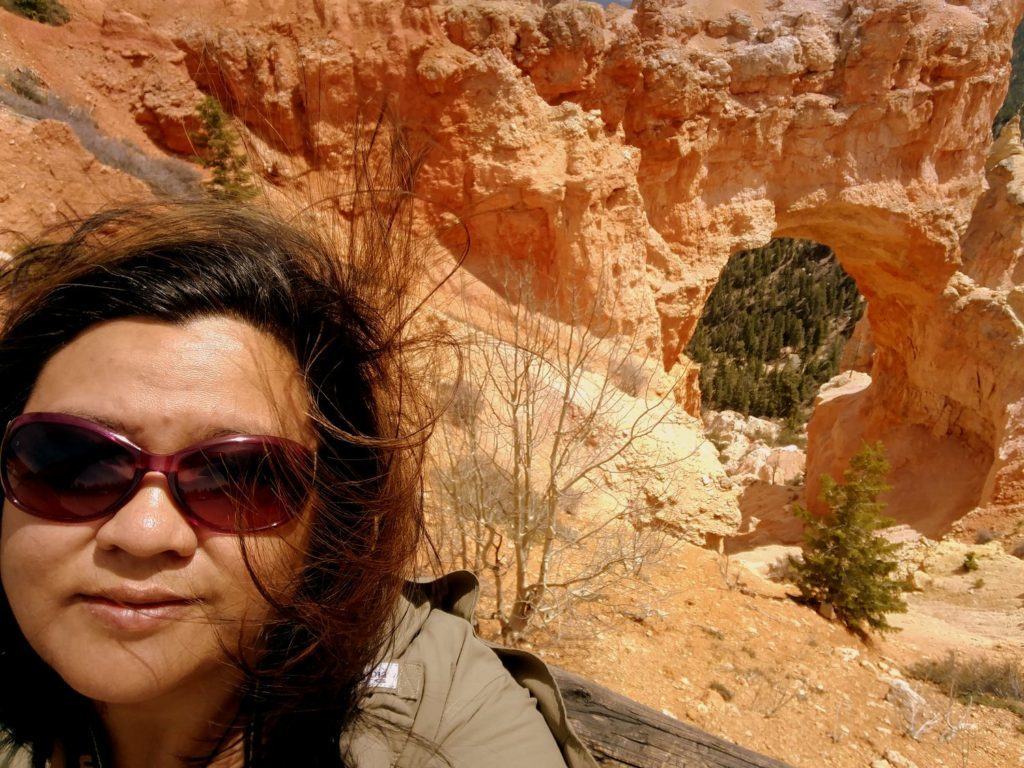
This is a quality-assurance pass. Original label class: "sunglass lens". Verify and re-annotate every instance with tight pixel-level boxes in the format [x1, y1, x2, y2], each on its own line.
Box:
[2, 421, 137, 520]
[176, 443, 306, 532]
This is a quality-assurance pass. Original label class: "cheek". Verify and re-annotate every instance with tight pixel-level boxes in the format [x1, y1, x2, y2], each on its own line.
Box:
[0, 504, 111, 695]
[198, 531, 306, 648]
[1, 502, 89, 633]
[0, 506, 293, 704]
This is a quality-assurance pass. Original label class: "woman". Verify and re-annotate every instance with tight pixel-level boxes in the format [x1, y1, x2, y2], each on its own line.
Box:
[0, 195, 595, 767]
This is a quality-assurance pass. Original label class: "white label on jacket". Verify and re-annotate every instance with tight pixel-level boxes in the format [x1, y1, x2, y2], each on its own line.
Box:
[368, 661, 400, 691]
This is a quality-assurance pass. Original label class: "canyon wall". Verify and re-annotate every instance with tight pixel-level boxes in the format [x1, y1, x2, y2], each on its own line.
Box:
[809, 119, 1024, 539]
[2, 0, 1023, 538]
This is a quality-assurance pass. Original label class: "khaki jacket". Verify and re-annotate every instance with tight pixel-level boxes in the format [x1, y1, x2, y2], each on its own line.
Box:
[0, 571, 597, 768]
[342, 570, 598, 768]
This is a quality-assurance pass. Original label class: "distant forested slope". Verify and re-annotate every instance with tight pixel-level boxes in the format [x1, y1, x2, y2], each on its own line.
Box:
[994, 17, 1024, 136]
[687, 239, 865, 422]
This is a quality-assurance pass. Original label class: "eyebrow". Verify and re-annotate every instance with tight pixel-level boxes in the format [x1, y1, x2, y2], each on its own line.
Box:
[57, 409, 268, 443]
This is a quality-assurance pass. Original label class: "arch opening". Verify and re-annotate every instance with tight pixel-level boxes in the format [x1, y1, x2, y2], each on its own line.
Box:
[687, 237, 873, 550]
[688, 238, 866, 428]
[691, 230, 999, 548]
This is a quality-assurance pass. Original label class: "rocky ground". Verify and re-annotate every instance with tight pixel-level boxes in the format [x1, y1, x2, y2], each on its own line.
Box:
[505, 409, 1024, 768]
[526, 533, 1023, 768]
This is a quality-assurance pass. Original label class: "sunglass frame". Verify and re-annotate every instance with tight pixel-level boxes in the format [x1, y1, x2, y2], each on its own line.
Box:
[0, 411, 315, 533]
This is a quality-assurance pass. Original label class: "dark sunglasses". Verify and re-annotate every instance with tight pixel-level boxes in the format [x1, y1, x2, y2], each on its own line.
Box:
[0, 412, 316, 534]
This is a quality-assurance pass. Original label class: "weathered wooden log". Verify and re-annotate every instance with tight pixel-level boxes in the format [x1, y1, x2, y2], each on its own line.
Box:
[550, 666, 794, 768]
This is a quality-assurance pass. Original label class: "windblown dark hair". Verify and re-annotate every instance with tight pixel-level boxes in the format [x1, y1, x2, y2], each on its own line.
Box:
[0, 127, 453, 766]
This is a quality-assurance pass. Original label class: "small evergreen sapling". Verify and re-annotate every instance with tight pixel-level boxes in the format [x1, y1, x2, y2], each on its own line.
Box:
[193, 95, 257, 201]
[789, 441, 908, 635]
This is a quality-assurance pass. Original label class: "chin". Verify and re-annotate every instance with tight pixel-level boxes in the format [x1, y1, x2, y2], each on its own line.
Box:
[37, 629, 221, 706]
[62, 668, 180, 705]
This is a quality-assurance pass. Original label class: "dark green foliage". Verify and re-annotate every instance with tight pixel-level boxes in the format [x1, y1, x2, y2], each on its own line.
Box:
[789, 442, 908, 635]
[962, 551, 980, 572]
[993, 18, 1024, 137]
[688, 238, 864, 420]
[0, 0, 69, 25]
[193, 95, 258, 201]
[777, 409, 808, 449]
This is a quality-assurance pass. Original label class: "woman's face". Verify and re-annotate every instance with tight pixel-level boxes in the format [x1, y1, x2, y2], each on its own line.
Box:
[0, 315, 315, 705]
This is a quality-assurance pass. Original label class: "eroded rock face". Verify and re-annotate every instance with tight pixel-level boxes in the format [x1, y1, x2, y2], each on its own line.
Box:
[0, 110, 149, 244]
[703, 409, 806, 486]
[808, 123, 1024, 543]
[2, 0, 1023, 538]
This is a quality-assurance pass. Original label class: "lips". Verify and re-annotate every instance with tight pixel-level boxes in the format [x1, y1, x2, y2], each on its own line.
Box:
[91, 586, 194, 605]
[77, 588, 199, 633]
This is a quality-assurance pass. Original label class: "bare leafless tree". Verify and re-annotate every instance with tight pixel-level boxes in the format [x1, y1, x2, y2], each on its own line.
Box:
[427, 258, 700, 644]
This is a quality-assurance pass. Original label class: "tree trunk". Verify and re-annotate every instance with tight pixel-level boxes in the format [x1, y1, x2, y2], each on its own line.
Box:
[550, 666, 794, 768]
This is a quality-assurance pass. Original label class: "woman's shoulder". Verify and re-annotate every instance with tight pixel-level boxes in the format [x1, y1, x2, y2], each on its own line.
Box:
[342, 571, 594, 768]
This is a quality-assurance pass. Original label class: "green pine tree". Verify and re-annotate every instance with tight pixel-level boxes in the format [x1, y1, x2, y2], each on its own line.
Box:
[194, 95, 257, 201]
[1, 0, 70, 25]
[685, 238, 864, 420]
[789, 441, 908, 635]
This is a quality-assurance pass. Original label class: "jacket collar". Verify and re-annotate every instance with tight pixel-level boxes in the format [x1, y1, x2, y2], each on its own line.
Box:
[380, 569, 481, 661]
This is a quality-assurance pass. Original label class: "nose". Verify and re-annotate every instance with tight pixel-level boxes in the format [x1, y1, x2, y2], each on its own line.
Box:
[94, 472, 198, 559]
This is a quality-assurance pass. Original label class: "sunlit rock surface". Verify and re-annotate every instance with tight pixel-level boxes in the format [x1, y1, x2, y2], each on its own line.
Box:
[1, 0, 1022, 539]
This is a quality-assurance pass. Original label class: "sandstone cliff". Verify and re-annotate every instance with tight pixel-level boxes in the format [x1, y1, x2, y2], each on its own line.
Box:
[1, 0, 1023, 539]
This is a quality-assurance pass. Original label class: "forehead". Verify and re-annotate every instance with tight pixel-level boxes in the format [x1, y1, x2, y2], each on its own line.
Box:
[22, 315, 313, 451]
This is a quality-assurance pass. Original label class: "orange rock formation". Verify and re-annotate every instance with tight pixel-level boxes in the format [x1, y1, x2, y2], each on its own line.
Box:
[1, 0, 1023, 539]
